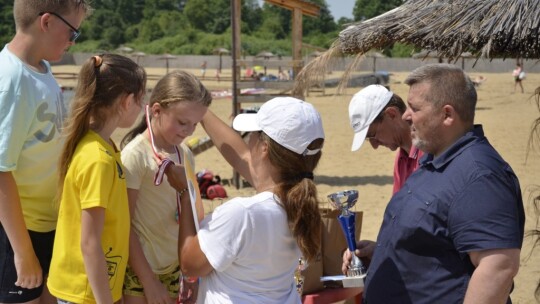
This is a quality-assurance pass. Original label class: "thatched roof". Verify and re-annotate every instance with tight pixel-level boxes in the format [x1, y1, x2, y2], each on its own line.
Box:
[294, 0, 540, 93]
[339, 0, 540, 60]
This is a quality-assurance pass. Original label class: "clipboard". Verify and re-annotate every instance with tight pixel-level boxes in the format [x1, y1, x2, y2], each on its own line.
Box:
[179, 144, 203, 231]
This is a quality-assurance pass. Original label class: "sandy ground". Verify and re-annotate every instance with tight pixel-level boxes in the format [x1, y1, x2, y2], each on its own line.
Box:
[54, 65, 540, 303]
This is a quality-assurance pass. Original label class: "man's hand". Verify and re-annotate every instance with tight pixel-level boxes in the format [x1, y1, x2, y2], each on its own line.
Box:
[342, 240, 376, 275]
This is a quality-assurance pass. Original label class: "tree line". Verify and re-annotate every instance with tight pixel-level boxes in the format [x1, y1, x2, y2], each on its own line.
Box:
[0, 0, 412, 57]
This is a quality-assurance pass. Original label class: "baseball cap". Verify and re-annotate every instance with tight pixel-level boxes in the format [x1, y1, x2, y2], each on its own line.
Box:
[349, 85, 393, 151]
[233, 97, 325, 155]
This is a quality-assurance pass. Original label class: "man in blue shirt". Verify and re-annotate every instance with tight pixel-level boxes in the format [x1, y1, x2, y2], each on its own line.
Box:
[343, 64, 525, 303]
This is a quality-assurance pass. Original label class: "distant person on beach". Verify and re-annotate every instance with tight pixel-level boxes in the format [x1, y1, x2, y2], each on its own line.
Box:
[343, 64, 524, 303]
[164, 97, 324, 303]
[47, 54, 146, 303]
[0, 1, 90, 302]
[349, 84, 423, 194]
[215, 68, 221, 82]
[472, 75, 487, 87]
[512, 63, 525, 93]
[120, 70, 211, 304]
[200, 61, 207, 80]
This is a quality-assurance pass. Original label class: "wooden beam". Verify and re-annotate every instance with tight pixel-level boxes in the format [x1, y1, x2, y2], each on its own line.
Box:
[264, 0, 320, 17]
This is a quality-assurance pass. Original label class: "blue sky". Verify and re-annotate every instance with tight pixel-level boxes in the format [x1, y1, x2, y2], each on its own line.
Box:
[327, 0, 355, 20]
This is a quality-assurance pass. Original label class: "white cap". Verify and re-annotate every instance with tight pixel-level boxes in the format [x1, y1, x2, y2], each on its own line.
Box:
[233, 97, 325, 155]
[349, 85, 393, 151]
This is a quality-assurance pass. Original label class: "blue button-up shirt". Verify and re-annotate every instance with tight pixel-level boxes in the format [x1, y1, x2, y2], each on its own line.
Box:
[364, 125, 525, 304]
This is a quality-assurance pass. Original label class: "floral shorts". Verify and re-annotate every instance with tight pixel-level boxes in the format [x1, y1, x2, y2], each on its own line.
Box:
[123, 264, 180, 297]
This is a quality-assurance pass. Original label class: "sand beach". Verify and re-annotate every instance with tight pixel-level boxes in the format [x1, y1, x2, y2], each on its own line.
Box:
[54, 65, 540, 303]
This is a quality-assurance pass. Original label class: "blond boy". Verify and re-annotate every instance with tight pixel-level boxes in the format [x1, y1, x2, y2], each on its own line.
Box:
[0, 1, 90, 302]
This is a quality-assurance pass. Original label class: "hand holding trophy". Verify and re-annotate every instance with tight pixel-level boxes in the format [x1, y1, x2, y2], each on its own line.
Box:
[327, 190, 366, 287]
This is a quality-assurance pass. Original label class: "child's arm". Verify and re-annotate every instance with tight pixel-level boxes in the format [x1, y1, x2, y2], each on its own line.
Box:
[0, 171, 42, 289]
[126, 188, 173, 303]
[200, 110, 254, 185]
[81, 207, 114, 304]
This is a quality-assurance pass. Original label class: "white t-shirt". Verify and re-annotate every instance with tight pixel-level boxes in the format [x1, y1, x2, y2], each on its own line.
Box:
[197, 191, 302, 304]
[0, 44, 65, 232]
[121, 133, 182, 273]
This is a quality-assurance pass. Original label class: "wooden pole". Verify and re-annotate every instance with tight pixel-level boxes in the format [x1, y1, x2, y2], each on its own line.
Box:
[292, 7, 303, 99]
[231, 0, 241, 188]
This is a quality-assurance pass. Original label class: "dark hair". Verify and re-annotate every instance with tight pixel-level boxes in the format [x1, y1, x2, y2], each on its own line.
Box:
[405, 63, 477, 124]
[373, 93, 406, 122]
[58, 54, 146, 191]
[121, 70, 212, 148]
[262, 133, 324, 262]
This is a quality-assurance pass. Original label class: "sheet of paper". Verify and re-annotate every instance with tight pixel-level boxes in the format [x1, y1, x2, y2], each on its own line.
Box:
[180, 144, 202, 231]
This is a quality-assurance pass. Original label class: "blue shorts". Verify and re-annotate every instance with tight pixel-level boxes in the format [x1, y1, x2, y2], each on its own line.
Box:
[0, 224, 55, 303]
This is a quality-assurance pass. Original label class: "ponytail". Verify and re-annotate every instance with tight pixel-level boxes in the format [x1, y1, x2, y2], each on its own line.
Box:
[265, 133, 324, 263]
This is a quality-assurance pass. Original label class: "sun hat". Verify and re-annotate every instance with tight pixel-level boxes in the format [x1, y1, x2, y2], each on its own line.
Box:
[349, 85, 393, 151]
[233, 97, 325, 155]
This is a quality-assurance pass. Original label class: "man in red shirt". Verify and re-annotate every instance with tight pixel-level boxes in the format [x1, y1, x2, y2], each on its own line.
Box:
[349, 85, 423, 193]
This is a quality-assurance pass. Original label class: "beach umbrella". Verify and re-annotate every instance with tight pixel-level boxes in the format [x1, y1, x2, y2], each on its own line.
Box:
[116, 45, 133, 54]
[213, 47, 230, 72]
[366, 51, 386, 72]
[256, 51, 275, 59]
[295, 0, 540, 93]
[337, 0, 540, 59]
[412, 50, 473, 70]
[132, 51, 146, 65]
[255, 51, 275, 75]
[158, 54, 177, 74]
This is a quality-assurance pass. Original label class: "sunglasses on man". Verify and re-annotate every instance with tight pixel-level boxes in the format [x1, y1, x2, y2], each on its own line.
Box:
[39, 12, 81, 42]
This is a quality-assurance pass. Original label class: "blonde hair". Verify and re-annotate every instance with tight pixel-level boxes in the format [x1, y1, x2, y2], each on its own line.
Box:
[14, 0, 91, 30]
[58, 54, 146, 195]
[263, 133, 324, 263]
[121, 70, 212, 147]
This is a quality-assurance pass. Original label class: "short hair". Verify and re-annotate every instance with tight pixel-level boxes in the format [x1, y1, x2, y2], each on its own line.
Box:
[404, 63, 477, 124]
[14, 0, 91, 30]
[373, 93, 407, 121]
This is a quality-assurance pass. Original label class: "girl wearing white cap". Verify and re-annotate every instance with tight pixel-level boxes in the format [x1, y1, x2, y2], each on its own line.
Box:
[163, 97, 325, 303]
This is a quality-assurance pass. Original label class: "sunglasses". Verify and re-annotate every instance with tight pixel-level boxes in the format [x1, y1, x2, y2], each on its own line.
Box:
[39, 12, 81, 42]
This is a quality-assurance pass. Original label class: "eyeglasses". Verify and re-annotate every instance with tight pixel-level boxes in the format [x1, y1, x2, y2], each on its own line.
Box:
[39, 12, 81, 42]
[365, 121, 380, 140]
[366, 113, 385, 140]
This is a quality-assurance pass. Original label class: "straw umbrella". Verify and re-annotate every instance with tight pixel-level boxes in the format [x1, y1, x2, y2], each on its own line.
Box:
[295, 0, 540, 93]
[158, 54, 177, 74]
[337, 0, 540, 59]
[213, 47, 230, 72]
[366, 51, 385, 72]
[116, 45, 133, 54]
[256, 51, 275, 75]
[131, 51, 146, 65]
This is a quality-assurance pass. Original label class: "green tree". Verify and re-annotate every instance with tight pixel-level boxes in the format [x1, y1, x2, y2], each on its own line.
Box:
[353, 0, 402, 21]
[303, 0, 336, 35]
[0, 1, 15, 45]
[183, 0, 230, 34]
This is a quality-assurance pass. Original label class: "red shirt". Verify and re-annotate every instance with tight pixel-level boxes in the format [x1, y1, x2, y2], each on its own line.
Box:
[392, 146, 422, 194]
